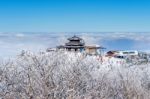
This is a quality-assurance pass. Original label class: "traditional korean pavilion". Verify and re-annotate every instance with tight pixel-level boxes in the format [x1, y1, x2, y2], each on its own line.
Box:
[57, 35, 85, 52]
[56, 35, 106, 55]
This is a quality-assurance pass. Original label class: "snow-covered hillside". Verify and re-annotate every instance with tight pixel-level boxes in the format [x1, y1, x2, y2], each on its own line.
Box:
[0, 51, 150, 99]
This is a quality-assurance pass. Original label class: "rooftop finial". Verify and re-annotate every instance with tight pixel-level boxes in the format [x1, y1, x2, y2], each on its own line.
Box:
[73, 34, 76, 37]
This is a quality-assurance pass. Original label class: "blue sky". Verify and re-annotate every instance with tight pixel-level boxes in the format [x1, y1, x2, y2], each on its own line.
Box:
[0, 0, 150, 32]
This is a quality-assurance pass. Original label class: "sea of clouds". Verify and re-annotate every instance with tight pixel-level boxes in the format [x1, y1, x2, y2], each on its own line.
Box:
[0, 32, 150, 58]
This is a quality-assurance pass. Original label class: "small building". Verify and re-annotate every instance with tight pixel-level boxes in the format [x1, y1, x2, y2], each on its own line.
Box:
[57, 35, 85, 52]
[56, 45, 66, 51]
[106, 51, 118, 57]
[116, 50, 139, 57]
[106, 50, 139, 59]
[46, 48, 56, 52]
[85, 45, 106, 55]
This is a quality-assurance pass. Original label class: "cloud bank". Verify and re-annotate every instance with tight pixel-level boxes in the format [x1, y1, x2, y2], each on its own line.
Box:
[0, 32, 150, 58]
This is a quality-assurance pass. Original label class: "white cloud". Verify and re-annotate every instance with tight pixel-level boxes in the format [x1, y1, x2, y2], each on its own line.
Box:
[15, 33, 25, 37]
[0, 32, 150, 58]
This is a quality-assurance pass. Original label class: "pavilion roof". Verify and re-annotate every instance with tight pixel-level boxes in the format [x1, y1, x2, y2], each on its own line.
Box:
[68, 35, 83, 41]
[85, 45, 106, 49]
[65, 42, 85, 46]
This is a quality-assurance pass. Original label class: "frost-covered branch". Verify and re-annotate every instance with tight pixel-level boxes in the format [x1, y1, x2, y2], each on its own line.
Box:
[0, 51, 150, 99]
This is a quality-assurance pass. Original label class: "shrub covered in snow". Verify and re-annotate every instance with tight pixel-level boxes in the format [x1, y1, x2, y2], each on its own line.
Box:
[0, 51, 150, 99]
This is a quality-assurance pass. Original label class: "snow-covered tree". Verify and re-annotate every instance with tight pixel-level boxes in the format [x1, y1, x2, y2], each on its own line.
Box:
[0, 51, 150, 99]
